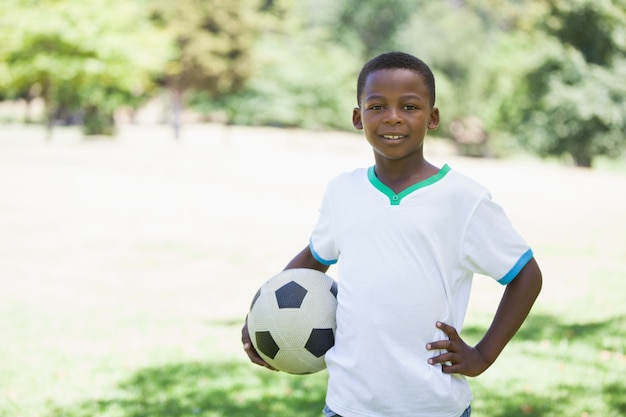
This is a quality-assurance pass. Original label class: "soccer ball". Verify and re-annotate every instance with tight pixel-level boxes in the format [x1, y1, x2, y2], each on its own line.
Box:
[247, 268, 338, 375]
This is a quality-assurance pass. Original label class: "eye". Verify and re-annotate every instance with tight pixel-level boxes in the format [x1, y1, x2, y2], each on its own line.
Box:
[369, 104, 384, 110]
[404, 104, 419, 110]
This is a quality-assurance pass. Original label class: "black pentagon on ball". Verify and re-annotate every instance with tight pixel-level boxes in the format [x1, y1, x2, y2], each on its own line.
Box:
[305, 328, 335, 358]
[275, 280, 308, 308]
[255, 331, 280, 359]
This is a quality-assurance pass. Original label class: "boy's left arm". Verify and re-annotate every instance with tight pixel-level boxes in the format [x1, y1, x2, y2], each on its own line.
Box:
[427, 257, 542, 377]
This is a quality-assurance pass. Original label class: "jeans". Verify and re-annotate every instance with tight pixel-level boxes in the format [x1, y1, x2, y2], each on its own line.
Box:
[323, 404, 471, 417]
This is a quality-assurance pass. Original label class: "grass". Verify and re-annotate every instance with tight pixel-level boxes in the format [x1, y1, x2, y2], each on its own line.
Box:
[465, 313, 626, 416]
[1, 123, 625, 417]
[43, 322, 331, 417]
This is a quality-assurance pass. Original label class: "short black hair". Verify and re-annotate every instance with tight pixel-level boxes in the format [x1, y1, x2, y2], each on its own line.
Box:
[356, 52, 436, 107]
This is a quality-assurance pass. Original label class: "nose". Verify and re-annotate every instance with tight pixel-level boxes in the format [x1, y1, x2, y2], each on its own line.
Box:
[384, 107, 402, 125]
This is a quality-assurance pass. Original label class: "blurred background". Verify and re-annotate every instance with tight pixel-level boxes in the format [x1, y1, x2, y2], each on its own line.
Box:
[1, 0, 625, 167]
[1, 1, 626, 417]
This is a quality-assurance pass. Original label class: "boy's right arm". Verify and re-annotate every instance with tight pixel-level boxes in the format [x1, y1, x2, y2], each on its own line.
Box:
[283, 245, 331, 272]
[241, 245, 330, 370]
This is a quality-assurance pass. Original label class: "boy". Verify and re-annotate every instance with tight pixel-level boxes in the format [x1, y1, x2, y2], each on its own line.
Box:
[242, 51, 542, 417]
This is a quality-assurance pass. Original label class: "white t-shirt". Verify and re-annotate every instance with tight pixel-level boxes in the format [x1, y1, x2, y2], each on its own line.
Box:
[310, 164, 533, 417]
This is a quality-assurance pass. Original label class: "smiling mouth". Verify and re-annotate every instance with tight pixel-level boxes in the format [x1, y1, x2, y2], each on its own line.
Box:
[382, 135, 406, 140]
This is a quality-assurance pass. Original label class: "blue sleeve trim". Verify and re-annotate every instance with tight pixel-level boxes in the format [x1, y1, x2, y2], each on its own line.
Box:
[309, 238, 337, 265]
[497, 248, 533, 285]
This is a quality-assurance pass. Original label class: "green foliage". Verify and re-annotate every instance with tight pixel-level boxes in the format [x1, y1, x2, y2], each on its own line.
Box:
[493, 0, 626, 167]
[0, 0, 171, 134]
[150, 0, 265, 96]
[191, 33, 360, 131]
[330, 0, 419, 59]
[1, 0, 625, 161]
[397, 3, 491, 127]
[83, 104, 116, 136]
[185, 0, 364, 131]
[463, 0, 545, 31]
[148, 0, 282, 137]
[543, 0, 625, 66]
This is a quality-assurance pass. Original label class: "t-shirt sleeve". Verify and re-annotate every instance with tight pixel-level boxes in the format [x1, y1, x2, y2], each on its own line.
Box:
[309, 186, 339, 265]
[461, 194, 533, 284]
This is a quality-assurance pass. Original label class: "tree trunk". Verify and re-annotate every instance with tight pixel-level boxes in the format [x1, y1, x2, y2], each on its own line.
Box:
[169, 87, 183, 140]
[572, 150, 592, 168]
[45, 105, 56, 142]
[23, 97, 32, 123]
[42, 86, 54, 142]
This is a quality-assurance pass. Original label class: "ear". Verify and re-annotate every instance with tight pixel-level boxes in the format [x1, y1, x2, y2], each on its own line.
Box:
[428, 107, 440, 130]
[352, 107, 363, 130]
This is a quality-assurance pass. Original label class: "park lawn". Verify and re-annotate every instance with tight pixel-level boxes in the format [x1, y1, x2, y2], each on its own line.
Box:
[0, 124, 624, 417]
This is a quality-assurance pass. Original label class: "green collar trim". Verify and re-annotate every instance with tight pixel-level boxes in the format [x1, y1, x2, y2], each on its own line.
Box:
[368, 164, 451, 205]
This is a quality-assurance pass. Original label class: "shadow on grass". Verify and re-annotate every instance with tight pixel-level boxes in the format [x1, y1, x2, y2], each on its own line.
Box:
[464, 312, 626, 416]
[472, 378, 626, 417]
[46, 359, 626, 417]
[46, 360, 329, 417]
[463, 312, 626, 351]
[46, 313, 626, 417]
[480, 380, 622, 417]
[44, 359, 567, 417]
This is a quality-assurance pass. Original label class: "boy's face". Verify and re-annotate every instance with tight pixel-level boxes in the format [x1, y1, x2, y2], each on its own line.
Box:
[353, 69, 439, 163]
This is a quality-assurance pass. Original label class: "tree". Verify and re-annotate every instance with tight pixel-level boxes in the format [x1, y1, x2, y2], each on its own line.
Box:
[0, 0, 169, 137]
[189, 0, 360, 131]
[495, 0, 626, 167]
[149, 0, 269, 138]
[330, 0, 419, 60]
[198, 32, 359, 131]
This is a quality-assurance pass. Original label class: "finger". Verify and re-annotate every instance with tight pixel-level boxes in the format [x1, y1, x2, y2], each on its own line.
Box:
[426, 340, 451, 351]
[241, 320, 251, 345]
[436, 321, 460, 339]
[243, 342, 278, 371]
[441, 362, 462, 374]
[243, 341, 262, 362]
[428, 351, 455, 366]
